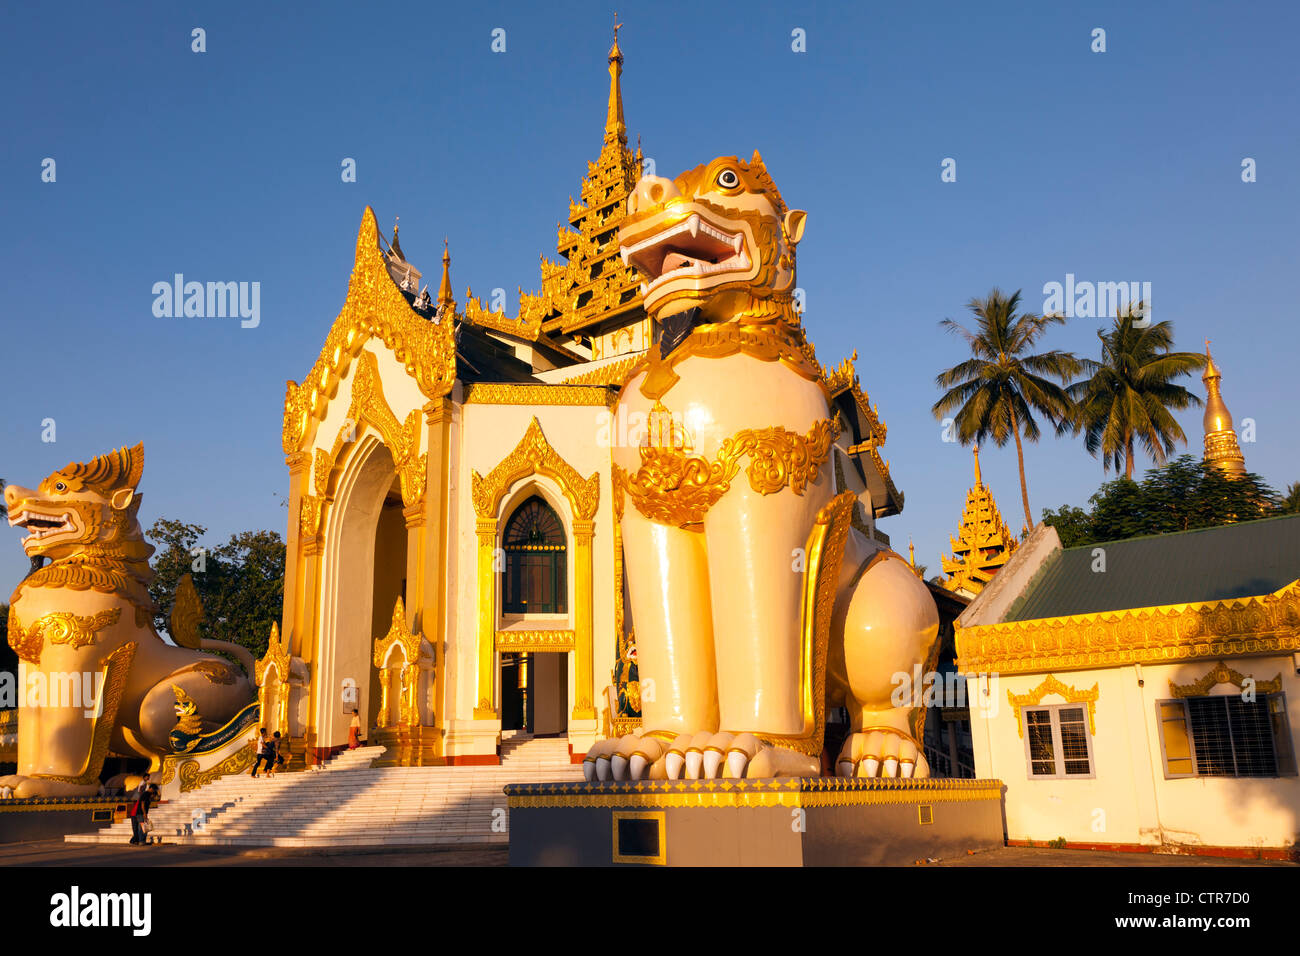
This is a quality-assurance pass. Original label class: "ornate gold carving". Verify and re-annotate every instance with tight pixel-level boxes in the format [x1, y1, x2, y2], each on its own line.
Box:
[190, 660, 238, 685]
[169, 573, 204, 649]
[1169, 660, 1282, 698]
[178, 743, 257, 792]
[957, 580, 1300, 676]
[471, 417, 600, 520]
[462, 383, 617, 407]
[496, 629, 576, 651]
[637, 322, 825, 401]
[33, 641, 136, 785]
[282, 207, 455, 457]
[614, 417, 838, 529]
[256, 622, 291, 688]
[559, 355, 644, 387]
[7, 608, 121, 664]
[506, 776, 1003, 810]
[754, 491, 856, 756]
[310, 350, 427, 509]
[171, 686, 204, 736]
[373, 597, 424, 669]
[299, 494, 324, 539]
[1007, 675, 1100, 738]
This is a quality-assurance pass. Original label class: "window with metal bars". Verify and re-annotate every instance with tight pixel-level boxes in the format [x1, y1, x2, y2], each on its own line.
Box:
[1157, 693, 1296, 778]
[501, 496, 567, 614]
[1023, 704, 1094, 779]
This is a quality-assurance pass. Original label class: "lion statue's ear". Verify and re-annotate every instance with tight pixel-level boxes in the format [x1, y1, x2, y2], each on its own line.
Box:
[110, 487, 135, 510]
[784, 209, 808, 247]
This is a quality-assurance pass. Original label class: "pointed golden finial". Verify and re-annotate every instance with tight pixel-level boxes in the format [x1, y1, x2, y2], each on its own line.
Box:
[972, 444, 982, 487]
[908, 539, 916, 566]
[605, 15, 626, 145]
[437, 238, 455, 312]
[1201, 339, 1245, 476]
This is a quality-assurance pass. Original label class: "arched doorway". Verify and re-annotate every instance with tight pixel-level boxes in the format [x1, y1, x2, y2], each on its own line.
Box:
[499, 494, 569, 737]
[316, 437, 408, 751]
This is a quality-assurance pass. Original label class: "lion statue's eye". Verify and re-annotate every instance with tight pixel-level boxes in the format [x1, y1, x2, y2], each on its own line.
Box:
[55, 482, 67, 492]
[717, 169, 739, 189]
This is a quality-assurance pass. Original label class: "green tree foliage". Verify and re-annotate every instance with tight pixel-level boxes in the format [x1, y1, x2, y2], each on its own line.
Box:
[1066, 307, 1206, 479]
[1042, 455, 1279, 546]
[932, 289, 1083, 530]
[1282, 482, 1300, 515]
[147, 519, 285, 660]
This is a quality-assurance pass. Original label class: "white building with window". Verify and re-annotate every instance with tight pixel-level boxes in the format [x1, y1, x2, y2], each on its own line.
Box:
[956, 514, 1300, 860]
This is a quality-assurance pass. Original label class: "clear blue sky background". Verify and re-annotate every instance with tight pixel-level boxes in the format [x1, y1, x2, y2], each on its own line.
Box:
[2, 0, 1297, 591]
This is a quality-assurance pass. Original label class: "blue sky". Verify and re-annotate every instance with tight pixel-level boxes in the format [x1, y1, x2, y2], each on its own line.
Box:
[2, 0, 1297, 590]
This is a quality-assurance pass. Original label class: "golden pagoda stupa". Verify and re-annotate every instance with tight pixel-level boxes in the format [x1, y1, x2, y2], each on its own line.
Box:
[940, 446, 1018, 597]
[1201, 341, 1247, 477]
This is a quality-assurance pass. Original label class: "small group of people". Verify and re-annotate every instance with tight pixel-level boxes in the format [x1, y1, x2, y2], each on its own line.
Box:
[127, 773, 160, 846]
[250, 728, 288, 777]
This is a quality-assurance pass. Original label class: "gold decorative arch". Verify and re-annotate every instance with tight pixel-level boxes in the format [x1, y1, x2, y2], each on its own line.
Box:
[1170, 660, 1282, 698]
[1007, 674, 1099, 738]
[373, 598, 426, 730]
[282, 206, 456, 459]
[469, 418, 599, 723]
[471, 417, 599, 521]
[310, 349, 427, 512]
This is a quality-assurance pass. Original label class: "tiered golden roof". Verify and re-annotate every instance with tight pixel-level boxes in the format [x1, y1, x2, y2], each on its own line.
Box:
[1201, 342, 1246, 477]
[941, 446, 1018, 596]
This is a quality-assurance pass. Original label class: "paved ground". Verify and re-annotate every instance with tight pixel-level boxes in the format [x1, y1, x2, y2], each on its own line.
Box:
[932, 846, 1293, 867]
[0, 839, 509, 867]
[0, 839, 1291, 867]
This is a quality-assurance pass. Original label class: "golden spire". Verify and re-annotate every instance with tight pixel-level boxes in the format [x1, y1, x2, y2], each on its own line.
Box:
[438, 238, 455, 312]
[941, 452, 1018, 597]
[605, 13, 626, 145]
[1201, 340, 1246, 476]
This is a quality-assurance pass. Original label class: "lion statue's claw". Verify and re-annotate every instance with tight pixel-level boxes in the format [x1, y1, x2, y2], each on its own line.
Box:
[584, 730, 817, 781]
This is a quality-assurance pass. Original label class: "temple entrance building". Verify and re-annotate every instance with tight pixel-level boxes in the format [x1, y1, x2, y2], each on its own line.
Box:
[260, 40, 905, 767]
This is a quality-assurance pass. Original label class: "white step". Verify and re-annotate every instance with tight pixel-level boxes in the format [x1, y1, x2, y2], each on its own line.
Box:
[66, 743, 582, 847]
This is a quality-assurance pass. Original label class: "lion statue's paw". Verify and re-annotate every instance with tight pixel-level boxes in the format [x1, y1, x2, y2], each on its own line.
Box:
[835, 725, 929, 779]
[584, 731, 818, 781]
[0, 774, 103, 798]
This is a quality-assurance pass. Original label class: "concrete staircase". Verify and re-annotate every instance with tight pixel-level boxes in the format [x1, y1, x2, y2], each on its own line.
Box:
[66, 736, 583, 848]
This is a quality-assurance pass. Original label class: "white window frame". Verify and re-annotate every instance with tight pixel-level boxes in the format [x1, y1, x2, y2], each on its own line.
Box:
[1021, 703, 1095, 780]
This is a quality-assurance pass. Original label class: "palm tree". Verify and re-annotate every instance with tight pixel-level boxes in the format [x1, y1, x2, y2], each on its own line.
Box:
[1066, 305, 1206, 480]
[1281, 482, 1300, 514]
[933, 289, 1083, 531]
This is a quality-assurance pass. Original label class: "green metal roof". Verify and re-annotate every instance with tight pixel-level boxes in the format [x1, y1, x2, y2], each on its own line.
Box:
[1005, 512, 1300, 622]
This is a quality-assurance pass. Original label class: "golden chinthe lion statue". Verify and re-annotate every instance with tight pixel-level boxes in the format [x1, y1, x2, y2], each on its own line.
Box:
[3, 444, 255, 797]
[587, 153, 940, 780]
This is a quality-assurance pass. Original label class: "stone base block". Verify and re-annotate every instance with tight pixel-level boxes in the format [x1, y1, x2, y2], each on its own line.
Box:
[506, 776, 1006, 866]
